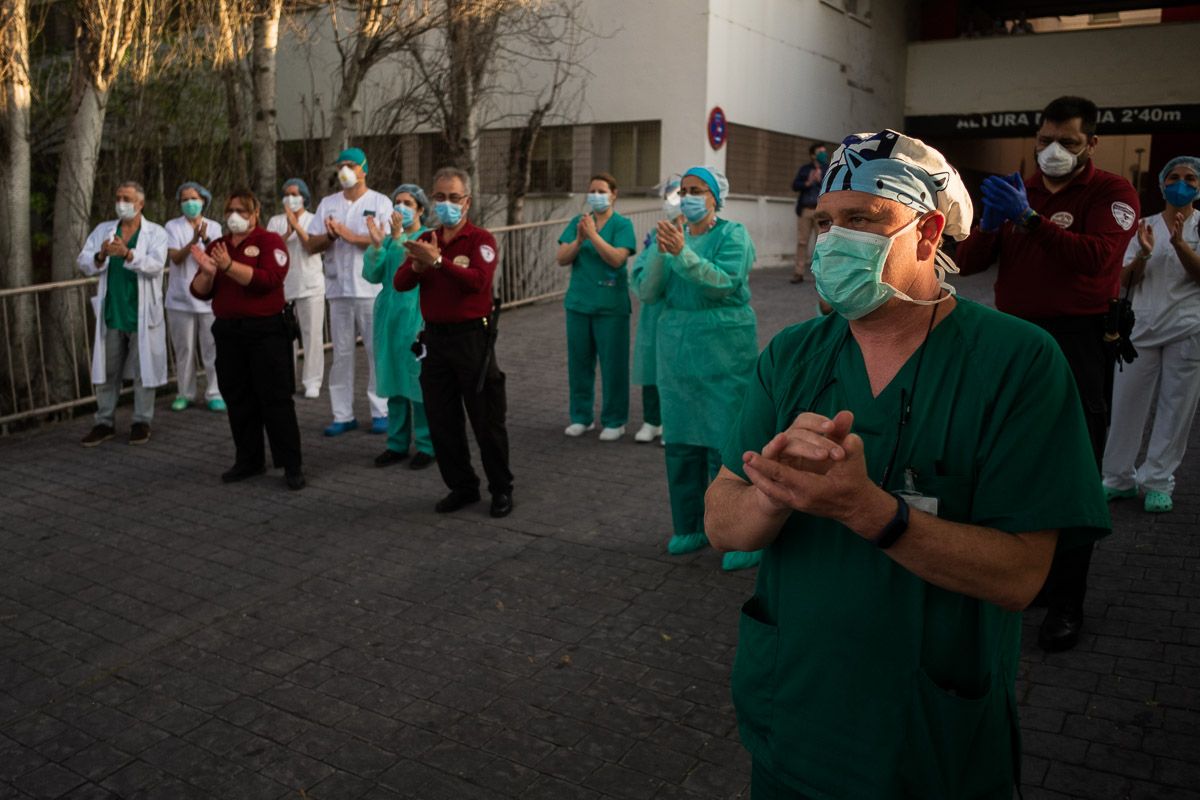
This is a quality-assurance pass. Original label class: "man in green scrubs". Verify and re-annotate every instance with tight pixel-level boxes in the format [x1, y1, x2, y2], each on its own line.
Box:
[706, 131, 1110, 799]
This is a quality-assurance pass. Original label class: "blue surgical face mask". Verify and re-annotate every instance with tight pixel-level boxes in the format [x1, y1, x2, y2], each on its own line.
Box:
[1164, 181, 1199, 208]
[180, 199, 203, 219]
[436, 201, 463, 227]
[680, 195, 710, 223]
[811, 216, 953, 320]
[586, 192, 611, 213]
[395, 204, 416, 228]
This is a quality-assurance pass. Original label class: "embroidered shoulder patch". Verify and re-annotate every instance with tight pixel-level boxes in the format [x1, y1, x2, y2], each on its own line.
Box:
[1111, 202, 1135, 231]
[274, 249, 287, 266]
[479, 244, 496, 263]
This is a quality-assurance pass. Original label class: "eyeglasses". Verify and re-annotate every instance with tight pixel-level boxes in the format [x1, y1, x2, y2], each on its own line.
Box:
[677, 187, 711, 197]
[431, 193, 469, 203]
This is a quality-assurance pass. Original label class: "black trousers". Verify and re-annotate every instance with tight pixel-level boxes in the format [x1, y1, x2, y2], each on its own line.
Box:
[212, 315, 302, 473]
[1030, 314, 1114, 609]
[419, 321, 513, 496]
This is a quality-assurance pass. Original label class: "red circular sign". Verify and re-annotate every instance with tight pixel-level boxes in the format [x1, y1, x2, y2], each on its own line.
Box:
[707, 106, 727, 151]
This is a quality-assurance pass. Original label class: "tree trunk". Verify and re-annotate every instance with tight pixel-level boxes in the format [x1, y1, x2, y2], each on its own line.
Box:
[223, 65, 249, 188]
[47, 77, 110, 402]
[320, 56, 365, 190]
[0, 0, 35, 407]
[251, 0, 282, 203]
[505, 113, 543, 226]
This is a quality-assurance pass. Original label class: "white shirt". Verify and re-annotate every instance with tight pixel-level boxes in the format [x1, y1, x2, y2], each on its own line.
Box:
[1124, 212, 1200, 347]
[267, 211, 325, 300]
[164, 215, 223, 313]
[308, 188, 393, 299]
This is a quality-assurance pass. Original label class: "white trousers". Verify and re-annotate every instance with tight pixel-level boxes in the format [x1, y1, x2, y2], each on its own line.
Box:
[1102, 333, 1200, 495]
[328, 297, 386, 422]
[167, 308, 220, 400]
[292, 294, 326, 393]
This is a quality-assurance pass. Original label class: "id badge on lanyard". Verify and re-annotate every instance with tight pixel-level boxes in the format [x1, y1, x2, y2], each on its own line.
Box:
[897, 467, 940, 516]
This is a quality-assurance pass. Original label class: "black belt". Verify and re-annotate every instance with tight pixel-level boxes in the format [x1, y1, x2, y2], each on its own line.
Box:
[424, 318, 487, 336]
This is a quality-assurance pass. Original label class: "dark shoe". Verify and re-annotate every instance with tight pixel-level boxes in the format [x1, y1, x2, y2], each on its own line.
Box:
[1038, 604, 1083, 652]
[374, 449, 409, 467]
[490, 492, 513, 518]
[409, 452, 436, 470]
[129, 423, 151, 445]
[221, 463, 266, 483]
[285, 470, 306, 491]
[789, 274, 806, 284]
[81, 425, 115, 447]
[435, 488, 480, 513]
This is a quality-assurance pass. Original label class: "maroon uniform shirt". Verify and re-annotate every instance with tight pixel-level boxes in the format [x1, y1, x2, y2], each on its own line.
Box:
[957, 161, 1139, 318]
[393, 220, 498, 323]
[191, 227, 289, 319]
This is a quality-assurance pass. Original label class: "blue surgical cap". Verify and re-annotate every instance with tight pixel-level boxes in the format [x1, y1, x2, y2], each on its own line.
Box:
[175, 181, 212, 209]
[1159, 156, 1200, 189]
[820, 129, 974, 241]
[682, 166, 729, 209]
[281, 178, 311, 208]
[392, 183, 438, 227]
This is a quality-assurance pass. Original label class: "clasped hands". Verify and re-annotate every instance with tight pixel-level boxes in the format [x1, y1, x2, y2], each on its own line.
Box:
[741, 410, 885, 535]
[403, 236, 441, 271]
[655, 219, 684, 256]
[190, 243, 231, 276]
[101, 237, 130, 259]
[978, 172, 1030, 232]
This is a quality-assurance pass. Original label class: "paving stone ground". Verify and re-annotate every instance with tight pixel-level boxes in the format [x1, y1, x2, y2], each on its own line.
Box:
[1, 266, 1197, 800]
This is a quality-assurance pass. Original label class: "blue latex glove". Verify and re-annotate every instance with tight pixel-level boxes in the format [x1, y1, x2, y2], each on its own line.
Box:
[978, 196, 1006, 233]
[980, 173, 1030, 225]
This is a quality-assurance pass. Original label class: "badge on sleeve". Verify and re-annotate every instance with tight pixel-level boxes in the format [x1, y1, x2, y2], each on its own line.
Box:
[244, 245, 260, 257]
[274, 249, 287, 266]
[452, 255, 471, 268]
[1111, 202, 1135, 231]
[479, 244, 496, 263]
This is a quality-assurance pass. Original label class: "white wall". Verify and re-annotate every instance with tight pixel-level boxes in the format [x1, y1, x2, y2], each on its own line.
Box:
[705, 0, 911, 158]
[906, 22, 1200, 115]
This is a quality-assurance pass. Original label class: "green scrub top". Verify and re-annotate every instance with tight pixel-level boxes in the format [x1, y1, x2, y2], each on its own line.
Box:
[632, 217, 757, 448]
[103, 227, 141, 334]
[631, 231, 663, 386]
[721, 299, 1110, 800]
[363, 228, 428, 401]
[559, 212, 637, 315]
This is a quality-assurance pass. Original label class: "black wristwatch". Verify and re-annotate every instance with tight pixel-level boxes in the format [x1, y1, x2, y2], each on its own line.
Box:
[873, 492, 910, 550]
[1019, 208, 1042, 232]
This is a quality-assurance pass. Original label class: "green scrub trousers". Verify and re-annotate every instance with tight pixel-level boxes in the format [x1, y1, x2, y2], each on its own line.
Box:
[642, 385, 661, 427]
[566, 309, 630, 428]
[387, 396, 432, 456]
[664, 443, 721, 536]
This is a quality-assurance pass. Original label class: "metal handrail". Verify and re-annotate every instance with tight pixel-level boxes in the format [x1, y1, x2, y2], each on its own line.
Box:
[0, 208, 664, 433]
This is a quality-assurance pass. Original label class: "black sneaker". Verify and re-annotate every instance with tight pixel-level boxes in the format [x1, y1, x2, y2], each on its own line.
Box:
[81, 425, 115, 447]
[221, 464, 266, 483]
[285, 470, 306, 491]
[129, 423, 151, 445]
[434, 488, 480, 513]
[409, 452, 436, 470]
[374, 449, 409, 467]
[490, 492, 513, 518]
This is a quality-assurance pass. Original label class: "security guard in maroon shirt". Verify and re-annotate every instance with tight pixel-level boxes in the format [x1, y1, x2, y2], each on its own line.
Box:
[190, 189, 305, 491]
[393, 167, 513, 517]
[958, 96, 1139, 653]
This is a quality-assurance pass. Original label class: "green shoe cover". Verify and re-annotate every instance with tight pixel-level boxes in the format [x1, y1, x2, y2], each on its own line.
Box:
[721, 550, 763, 572]
[1144, 491, 1173, 513]
[1103, 484, 1136, 502]
[667, 532, 708, 555]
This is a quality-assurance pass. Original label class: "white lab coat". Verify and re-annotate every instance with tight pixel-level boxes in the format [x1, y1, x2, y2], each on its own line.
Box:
[77, 218, 170, 388]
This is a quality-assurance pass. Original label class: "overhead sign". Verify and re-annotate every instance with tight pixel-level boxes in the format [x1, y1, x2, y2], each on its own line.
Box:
[707, 107, 727, 150]
[905, 104, 1200, 138]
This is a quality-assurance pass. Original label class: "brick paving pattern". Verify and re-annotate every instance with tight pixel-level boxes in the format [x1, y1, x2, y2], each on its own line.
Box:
[1, 267, 1197, 799]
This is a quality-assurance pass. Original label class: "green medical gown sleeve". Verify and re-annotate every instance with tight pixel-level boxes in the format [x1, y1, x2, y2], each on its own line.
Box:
[631, 236, 668, 303]
[668, 223, 756, 298]
[362, 240, 394, 285]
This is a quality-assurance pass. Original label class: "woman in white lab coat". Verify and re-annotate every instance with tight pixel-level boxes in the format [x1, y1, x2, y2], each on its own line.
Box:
[1102, 155, 1200, 513]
